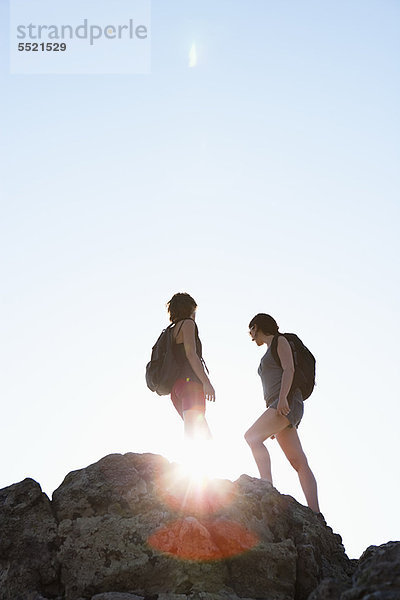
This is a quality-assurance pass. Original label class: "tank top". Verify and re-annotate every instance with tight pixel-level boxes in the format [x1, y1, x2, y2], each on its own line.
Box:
[172, 319, 204, 385]
[258, 345, 283, 403]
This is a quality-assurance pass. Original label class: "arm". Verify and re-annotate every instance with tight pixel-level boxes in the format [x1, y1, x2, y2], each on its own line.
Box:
[181, 319, 215, 401]
[276, 336, 295, 417]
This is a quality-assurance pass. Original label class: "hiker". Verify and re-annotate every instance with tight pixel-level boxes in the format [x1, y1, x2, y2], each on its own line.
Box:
[245, 313, 320, 513]
[167, 292, 215, 440]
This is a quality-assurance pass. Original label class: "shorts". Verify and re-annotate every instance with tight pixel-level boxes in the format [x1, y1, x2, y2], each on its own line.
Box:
[266, 388, 304, 429]
[171, 378, 206, 419]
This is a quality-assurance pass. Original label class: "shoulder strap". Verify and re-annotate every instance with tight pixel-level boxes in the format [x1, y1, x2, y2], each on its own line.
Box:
[175, 318, 209, 374]
[176, 320, 185, 336]
[271, 334, 283, 367]
[170, 320, 185, 341]
[173, 318, 198, 333]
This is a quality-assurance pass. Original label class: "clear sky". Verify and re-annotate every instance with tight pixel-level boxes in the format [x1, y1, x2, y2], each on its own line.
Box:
[1, 0, 399, 559]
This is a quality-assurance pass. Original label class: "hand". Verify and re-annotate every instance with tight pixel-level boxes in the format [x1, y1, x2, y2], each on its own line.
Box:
[203, 381, 215, 402]
[277, 398, 290, 418]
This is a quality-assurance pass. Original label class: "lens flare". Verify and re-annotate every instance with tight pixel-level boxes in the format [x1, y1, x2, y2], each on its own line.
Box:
[149, 442, 259, 561]
[148, 517, 258, 561]
[189, 42, 197, 68]
[181, 439, 214, 481]
[157, 441, 236, 515]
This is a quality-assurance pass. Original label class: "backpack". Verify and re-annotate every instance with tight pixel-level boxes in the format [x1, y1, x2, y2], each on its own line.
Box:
[271, 333, 316, 400]
[145, 322, 184, 396]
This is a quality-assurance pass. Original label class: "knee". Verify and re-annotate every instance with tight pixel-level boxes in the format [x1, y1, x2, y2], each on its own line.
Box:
[288, 454, 308, 472]
[244, 429, 260, 448]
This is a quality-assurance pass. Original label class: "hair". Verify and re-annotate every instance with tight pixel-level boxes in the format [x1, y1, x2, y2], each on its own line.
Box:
[167, 292, 197, 323]
[248, 313, 279, 335]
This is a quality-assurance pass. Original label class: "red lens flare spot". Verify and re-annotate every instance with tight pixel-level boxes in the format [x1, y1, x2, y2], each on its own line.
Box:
[148, 517, 259, 561]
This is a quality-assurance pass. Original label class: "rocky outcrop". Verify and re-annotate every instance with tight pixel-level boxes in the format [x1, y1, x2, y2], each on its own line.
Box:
[0, 452, 398, 600]
[0, 478, 59, 600]
[309, 541, 400, 600]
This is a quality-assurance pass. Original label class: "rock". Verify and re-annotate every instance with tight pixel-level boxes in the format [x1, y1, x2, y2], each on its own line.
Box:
[0, 478, 60, 600]
[227, 475, 355, 600]
[303, 541, 400, 600]
[226, 538, 297, 599]
[51, 455, 351, 600]
[341, 541, 400, 599]
[16, 593, 56, 600]
[0, 452, 398, 600]
[52, 452, 167, 521]
[307, 575, 354, 600]
[91, 594, 144, 600]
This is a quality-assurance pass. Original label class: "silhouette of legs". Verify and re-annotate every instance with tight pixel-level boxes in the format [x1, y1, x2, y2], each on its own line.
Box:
[275, 426, 320, 512]
[244, 408, 290, 481]
[183, 409, 212, 441]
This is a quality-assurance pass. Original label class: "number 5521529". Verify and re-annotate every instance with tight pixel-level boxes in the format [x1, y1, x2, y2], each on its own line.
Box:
[18, 43, 67, 51]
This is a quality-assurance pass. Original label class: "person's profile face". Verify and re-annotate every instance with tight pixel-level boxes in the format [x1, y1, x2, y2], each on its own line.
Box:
[249, 324, 264, 346]
[249, 325, 257, 341]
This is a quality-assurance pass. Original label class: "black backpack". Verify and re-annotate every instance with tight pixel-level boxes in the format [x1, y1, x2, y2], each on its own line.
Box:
[145, 322, 184, 396]
[271, 333, 316, 400]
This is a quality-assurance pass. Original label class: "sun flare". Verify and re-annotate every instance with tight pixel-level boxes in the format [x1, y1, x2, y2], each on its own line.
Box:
[189, 42, 197, 68]
[179, 439, 217, 483]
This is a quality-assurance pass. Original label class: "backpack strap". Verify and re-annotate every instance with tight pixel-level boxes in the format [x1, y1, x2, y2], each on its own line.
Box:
[270, 334, 283, 367]
[271, 333, 298, 400]
[175, 320, 185, 336]
[172, 318, 209, 374]
[171, 319, 187, 339]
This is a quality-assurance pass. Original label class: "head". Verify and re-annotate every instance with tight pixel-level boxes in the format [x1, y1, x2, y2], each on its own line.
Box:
[167, 292, 197, 323]
[248, 313, 279, 345]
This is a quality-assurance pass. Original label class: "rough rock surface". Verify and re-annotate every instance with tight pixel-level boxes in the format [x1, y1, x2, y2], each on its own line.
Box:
[0, 452, 398, 600]
[0, 478, 59, 600]
[309, 541, 400, 600]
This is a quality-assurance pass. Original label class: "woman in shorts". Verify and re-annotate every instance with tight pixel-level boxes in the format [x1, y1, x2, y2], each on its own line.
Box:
[245, 313, 320, 513]
[167, 292, 215, 440]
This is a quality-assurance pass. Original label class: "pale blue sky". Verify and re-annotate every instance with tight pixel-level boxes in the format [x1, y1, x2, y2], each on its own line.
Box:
[1, 0, 399, 559]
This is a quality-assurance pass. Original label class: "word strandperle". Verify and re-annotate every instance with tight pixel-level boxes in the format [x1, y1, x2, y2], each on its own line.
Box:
[16, 19, 148, 46]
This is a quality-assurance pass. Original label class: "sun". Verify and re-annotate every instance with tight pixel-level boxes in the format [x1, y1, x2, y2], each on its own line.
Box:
[179, 438, 217, 483]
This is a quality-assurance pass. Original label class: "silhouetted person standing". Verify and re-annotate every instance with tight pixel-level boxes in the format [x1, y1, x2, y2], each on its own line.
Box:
[167, 293, 215, 440]
[245, 313, 320, 513]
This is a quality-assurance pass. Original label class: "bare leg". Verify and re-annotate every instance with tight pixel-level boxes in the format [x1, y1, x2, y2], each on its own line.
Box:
[244, 408, 290, 482]
[276, 427, 320, 512]
[183, 409, 212, 441]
